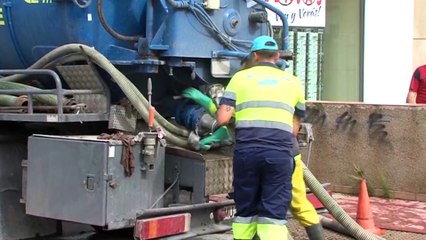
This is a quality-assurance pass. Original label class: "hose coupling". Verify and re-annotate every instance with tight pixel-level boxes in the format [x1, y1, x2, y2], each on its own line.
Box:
[199, 113, 218, 135]
[187, 131, 201, 151]
[142, 132, 158, 171]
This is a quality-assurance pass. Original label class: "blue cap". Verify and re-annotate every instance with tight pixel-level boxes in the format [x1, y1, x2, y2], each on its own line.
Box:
[251, 35, 278, 52]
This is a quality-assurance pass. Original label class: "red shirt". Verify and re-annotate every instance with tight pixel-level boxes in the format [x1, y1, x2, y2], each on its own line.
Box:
[409, 65, 426, 103]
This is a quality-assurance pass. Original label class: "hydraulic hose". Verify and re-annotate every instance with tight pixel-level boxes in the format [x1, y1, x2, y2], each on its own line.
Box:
[302, 161, 385, 240]
[97, 0, 141, 42]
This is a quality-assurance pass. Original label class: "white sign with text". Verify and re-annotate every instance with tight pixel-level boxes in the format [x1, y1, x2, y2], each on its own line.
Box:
[258, 0, 326, 28]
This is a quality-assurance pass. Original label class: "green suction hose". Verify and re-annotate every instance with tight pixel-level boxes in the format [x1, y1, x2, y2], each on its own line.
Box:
[72, 45, 190, 145]
[302, 161, 386, 240]
[0, 81, 58, 106]
[1, 44, 190, 143]
[0, 94, 27, 107]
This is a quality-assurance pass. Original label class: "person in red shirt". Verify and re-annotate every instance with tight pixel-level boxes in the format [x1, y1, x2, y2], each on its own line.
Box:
[407, 65, 426, 104]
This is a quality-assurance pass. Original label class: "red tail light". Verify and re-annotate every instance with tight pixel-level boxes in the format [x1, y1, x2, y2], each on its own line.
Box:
[134, 213, 191, 239]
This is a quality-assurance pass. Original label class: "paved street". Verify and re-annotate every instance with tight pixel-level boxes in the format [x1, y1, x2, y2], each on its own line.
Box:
[44, 215, 426, 240]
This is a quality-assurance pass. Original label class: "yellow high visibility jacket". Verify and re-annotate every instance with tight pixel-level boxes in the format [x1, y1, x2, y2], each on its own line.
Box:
[221, 62, 306, 150]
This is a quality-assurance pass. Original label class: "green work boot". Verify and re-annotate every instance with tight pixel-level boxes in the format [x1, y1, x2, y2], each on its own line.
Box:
[305, 223, 325, 240]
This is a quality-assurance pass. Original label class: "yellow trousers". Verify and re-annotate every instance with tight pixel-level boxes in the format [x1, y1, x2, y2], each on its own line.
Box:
[290, 154, 320, 227]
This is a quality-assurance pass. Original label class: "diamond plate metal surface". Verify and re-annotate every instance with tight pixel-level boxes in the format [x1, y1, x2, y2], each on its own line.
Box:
[204, 154, 233, 196]
[108, 105, 137, 132]
[57, 65, 108, 113]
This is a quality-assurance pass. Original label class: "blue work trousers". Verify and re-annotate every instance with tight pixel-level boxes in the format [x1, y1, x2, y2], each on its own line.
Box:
[233, 147, 294, 220]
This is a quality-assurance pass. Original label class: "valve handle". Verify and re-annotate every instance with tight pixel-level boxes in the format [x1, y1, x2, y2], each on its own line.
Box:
[148, 106, 155, 129]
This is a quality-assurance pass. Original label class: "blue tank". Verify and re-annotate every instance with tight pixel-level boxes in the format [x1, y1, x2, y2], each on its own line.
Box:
[0, 0, 145, 68]
[0, 0, 280, 83]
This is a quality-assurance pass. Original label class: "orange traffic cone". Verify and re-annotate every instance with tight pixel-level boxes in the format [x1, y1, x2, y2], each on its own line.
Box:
[356, 179, 385, 235]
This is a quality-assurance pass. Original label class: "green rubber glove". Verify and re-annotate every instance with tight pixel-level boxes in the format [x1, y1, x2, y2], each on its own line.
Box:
[182, 87, 217, 115]
[199, 126, 233, 151]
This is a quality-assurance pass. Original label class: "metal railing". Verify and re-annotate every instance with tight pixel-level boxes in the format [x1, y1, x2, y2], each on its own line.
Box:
[0, 69, 107, 122]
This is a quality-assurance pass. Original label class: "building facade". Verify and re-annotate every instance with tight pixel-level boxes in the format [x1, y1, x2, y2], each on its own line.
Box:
[268, 0, 422, 104]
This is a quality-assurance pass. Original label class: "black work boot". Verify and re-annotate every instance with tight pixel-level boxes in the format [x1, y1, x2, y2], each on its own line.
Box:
[305, 223, 325, 240]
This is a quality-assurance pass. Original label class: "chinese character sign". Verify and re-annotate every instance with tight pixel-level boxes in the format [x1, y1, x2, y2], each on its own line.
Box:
[264, 0, 326, 28]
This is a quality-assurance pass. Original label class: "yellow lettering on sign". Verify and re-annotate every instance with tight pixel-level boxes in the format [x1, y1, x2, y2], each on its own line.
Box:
[25, 0, 53, 4]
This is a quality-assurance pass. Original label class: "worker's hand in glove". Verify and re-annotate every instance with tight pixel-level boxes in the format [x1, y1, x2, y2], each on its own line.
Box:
[182, 87, 217, 115]
[199, 126, 233, 151]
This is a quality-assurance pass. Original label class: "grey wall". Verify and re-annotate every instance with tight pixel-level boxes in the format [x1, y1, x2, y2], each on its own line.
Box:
[301, 101, 426, 201]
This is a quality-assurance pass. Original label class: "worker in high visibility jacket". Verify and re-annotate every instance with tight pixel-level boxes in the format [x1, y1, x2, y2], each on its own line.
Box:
[216, 35, 306, 240]
[240, 48, 325, 240]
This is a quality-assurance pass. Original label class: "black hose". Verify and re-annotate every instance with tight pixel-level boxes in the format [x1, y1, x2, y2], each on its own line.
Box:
[97, 0, 141, 42]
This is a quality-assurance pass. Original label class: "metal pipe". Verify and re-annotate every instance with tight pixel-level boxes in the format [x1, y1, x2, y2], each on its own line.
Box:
[0, 104, 85, 112]
[63, 89, 103, 95]
[4, 2, 28, 67]
[212, 50, 247, 59]
[252, 0, 289, 50]
[147, 78, 152, 109]
[27, 94, 34, 114]
[0, 89, 61, 95]
[167, 0, 189, 8]
[138, 200, 235, 218]
[146, 0, 154, 50]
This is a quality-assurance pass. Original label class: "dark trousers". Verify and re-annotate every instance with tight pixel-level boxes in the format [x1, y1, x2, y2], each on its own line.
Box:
[233, 147, 294, 220]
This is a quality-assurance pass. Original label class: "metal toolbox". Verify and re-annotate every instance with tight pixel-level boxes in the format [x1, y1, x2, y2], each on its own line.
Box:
[25, 134, 165, 230]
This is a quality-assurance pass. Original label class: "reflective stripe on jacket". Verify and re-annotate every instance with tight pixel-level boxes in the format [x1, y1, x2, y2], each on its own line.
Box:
[222, 63, 306, 134]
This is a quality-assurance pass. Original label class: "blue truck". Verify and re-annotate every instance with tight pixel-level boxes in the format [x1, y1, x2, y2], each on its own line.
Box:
[0, 0, 289, 239]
